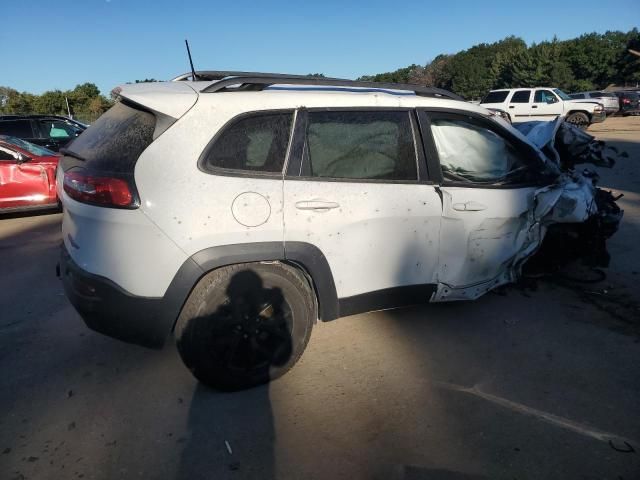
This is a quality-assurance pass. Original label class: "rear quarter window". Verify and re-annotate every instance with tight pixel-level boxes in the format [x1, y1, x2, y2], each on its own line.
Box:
[65, 101, 156, 173]
[200, 112, 293, 174]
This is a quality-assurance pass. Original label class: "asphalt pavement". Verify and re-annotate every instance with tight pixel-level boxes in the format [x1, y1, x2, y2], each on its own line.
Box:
[1, 117, 639, 480]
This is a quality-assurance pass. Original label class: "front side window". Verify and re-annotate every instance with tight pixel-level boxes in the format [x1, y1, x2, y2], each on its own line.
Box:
[0, 120, 34, 138]
[510, 90, 531, 103]
[305, 111, 417, 181]
[40, 120, 79, 139]
[202, 112, 293, 173]
[534, 90, 558, 103]
[430, 117, 533, 184]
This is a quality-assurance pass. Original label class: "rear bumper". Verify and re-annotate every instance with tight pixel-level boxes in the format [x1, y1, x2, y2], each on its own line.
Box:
[621, 107, 640, 115]
[59, 244, 198, 348]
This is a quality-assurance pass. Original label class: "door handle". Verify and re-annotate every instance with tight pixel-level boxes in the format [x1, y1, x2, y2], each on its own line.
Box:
[508, 106, 515, 109]
[532, 105, 538, 109]
[452, 201, 487, 212]
[295, 200, 340, 211]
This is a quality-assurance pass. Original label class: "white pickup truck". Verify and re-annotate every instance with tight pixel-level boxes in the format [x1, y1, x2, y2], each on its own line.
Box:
[481, 87, 606, 128]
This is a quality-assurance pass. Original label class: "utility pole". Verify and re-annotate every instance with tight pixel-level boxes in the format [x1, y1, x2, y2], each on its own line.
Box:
[65, 96, 72, 119]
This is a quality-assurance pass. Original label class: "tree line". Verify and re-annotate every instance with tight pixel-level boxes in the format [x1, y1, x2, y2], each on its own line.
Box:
[358, 29, 640, 99]
[0, 83, 112, 123]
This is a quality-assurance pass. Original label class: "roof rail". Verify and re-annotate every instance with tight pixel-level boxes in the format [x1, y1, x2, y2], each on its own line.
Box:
[198, 75, 463, 101]
[171, 71, 348, 82]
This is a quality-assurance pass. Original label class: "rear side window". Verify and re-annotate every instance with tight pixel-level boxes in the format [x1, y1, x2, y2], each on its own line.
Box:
[0, 120, 34, 138]
[510, 90, 531, 103]
[305, 111, 417, 181]
[65, 101, 156, 173]
[481, 91, 509, 104]
[202, 112, 293, 173]
[569, 93, 586, 99]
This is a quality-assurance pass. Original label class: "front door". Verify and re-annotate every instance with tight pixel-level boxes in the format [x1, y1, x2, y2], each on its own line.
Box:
[419, 110, 550, 301]
[530, 89, 563, 121]
[283, 109, 442, 316]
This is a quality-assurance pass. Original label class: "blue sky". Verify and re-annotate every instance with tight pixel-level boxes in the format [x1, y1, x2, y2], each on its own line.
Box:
[2, 0, 639, 96]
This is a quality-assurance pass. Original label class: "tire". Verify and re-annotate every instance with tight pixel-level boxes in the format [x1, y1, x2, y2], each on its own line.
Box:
[175, 262, 315, 391]
[565, 112, 590, 130]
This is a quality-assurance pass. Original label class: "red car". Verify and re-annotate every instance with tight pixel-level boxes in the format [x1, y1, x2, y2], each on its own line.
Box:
[0, 135, 60, 212]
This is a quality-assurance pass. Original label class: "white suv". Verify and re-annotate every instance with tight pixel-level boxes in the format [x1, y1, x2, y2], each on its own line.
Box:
[481, 87, 606, 128]
[57, 72, 617, 390]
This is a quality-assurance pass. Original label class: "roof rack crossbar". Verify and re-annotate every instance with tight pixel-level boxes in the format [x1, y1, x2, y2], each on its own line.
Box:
[198, 75, 463, 101]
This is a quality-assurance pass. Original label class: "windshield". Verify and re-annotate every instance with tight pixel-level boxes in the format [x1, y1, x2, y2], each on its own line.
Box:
[0, 135, 56, 156]
[553, 89, 572, 101]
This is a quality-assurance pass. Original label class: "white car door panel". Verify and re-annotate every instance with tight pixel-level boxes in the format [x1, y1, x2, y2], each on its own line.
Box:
[436, 186, 538, 300]
[285, 181, 442, 299]
[283, 110, 442, 302]
[422, 110, 547, 300]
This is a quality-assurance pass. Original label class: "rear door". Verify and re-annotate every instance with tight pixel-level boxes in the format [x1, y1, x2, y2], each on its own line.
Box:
[506, 90, 532, 122]
[418, 109, 552, 301]
[531, 89, 563, 121]
[283, 109, 442, 316]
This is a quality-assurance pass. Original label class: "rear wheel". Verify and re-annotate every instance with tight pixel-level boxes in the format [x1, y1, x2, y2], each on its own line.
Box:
[565, 112, 590, 130]
[175, 263, 315, 391]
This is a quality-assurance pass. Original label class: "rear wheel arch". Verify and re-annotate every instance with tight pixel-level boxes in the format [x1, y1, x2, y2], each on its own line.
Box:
[169, 242, 339, 333]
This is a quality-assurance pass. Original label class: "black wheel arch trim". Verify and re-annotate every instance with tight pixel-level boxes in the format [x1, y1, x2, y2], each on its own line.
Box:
[180, 241, 339, 324]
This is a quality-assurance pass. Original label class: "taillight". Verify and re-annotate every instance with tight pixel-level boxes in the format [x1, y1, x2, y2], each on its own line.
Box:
[63, 170, 138, 208]
[622, 98, 631, 104]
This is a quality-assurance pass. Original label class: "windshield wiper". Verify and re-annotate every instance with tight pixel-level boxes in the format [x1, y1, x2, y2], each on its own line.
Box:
[59, 148, 86, 161]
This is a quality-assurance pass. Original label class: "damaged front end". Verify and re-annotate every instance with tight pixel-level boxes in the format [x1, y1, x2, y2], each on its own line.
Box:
[432, 117, 624, 302]
[514, 119, 624, 273]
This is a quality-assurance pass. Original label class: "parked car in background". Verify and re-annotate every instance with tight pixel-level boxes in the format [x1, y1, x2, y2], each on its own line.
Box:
[58, 72, 620, 391]
[0, 136, 60, 212]
[0, 115, 86, 152]
[568, 91, 619, 116]
[480, 88, 606, 128]
[613, 91, 640, 116]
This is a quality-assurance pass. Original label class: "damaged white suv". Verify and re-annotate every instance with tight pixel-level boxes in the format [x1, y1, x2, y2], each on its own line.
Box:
[58, 72, 622, 390]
